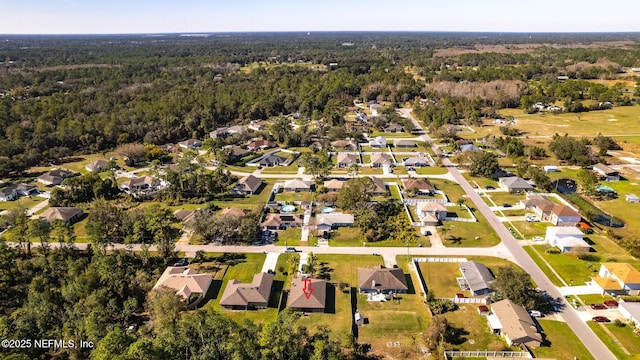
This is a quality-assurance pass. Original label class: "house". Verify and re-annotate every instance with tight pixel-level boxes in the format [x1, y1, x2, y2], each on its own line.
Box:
[37, 169, 79, 186]
[0, 187, 17, 201]
[159, 143, 178, 153]
[384, 123, 404, 133]
[486, 299, 542, 348]
[152, 266, 212, 304]
[288, 276, 327, 312]
[258, 154, 287, 167]
[545, 226, 591, 253]
[459, 261, 495, 296]
[248, 121, 266, 132]
[220, 207, 248, 218]
[358, 266, 408, 294]
[331, 139, 358, 150]
[219, 272, 274, 310]
[593, 163, 620, 182]
[209, 127, 229, 139]
[233, 175, 263, 195]
[370, 153, 392, 168]
[85, 160, 109, 173]
[323, 179, 346, 192]
[336, 153, 358, 168]
[416, 202, 447, 225]
[403, 157, 430, 167]
[39, 207, 84, 224]
[498, 177, 533, 193]
[283, 179, 312, 192]
[368, 136, 387, 148]
[173, 209, 201, 226]
[247, 139, 276, 151]
[315, 213, 355, 232]
[459, 144, 481, 152]
[619, 302, 640, 330]
[370, 177, 388, 195]
[393, 139, 415, 148]
[592, 263, 640, 296]
[262, 213, 303, 230]
[550, 205, 581, 226]
[178, 139, 202, 149]
[224, 145, 252, 159]
[522, 194, 555, 221]
[121, 176, 159, 191]
[402, 179, 435, 195]
[370, 104, 383, 117]
[227, 125, 246, 135]
[626, 194, 640, 203]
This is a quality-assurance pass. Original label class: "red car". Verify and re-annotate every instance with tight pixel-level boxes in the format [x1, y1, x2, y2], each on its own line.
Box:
[592, 316, 610, 323]
[604, 300, 619, 308]
[590, 303, 606, 310]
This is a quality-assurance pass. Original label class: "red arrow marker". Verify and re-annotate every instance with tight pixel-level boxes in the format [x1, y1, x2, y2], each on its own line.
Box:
[303, 278, 314, 299]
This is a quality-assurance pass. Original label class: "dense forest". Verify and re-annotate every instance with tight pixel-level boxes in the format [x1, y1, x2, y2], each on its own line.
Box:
[1, 33, 640, 176]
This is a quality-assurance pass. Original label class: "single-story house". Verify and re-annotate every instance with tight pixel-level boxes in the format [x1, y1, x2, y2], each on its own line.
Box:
[85, 160, 109, 173]
[233, 175, 263, 195]
[619, 302, 640, 330]
[550, 205, 581, 226]
[173, 209, 201, 226]
[37, 169, 79, 186]
[209, 127, 229, 139]
[331, 139, 358, 151]
[545, 226, 591, 253]
[393, 139, 415, 148]
[370, 177, 388, 195]
[416, 202, 447, 225]
[178, 139, 202, 149]
[219, 272, 274, 310]
[336, 153, 358, 168]
[368, 136, 387, 148]
[592, 263, 640, 296]
[403, 157, 430, 167]
[152, 266, 212, 304]
[358, 266, 408, 294]
[487, 299, 542, 348]
[219, 207, 248, 218]
[323, 179, 346, 192]
[39, 207, 84, 224]
[459, 261, 495, 296]
[402, 179, 435, 195]
[370, 153, 392, 167]
[283, 179, 312, 192]
[288, 277, 327, 312]
[247, 139, 276, 151]
[459, 144, 481, 152]
[13, 183, 39, 197]
[370, 104, 383, 117]
[384, 123, 404, 133]
[262, 213, 303, 230]
[593, 163, 620, 182]
[121, 176, 159, 191]
[315, 213, 355, 232]
[224, 145, 252, 158]
[0, 187, 17, 201]
[626, 194, 640, 203]
[258, 154, 287, 167]
[227, 125, 246, 135]
[498, 177, 534, 193]
[248, 121, 266, 132]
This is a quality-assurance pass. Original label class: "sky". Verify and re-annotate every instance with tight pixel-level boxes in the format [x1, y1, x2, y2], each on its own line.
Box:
[1, 0, 640, 34]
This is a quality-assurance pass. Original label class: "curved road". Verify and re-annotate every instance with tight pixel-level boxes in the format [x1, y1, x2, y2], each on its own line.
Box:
[398, 108, 616, 360]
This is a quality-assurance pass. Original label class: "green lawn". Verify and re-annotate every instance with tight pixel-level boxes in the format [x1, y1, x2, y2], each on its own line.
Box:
[417, 262, 461, 298]
[275, 227, 302, 246]
[587, 321, 640, 360]
[274, 190, 312, 203]
[0, 196, 46, 212]
[510, 221, 547, 238]
[585, 179, 640, 239]
[330, 226, 431, 248]
[484, 192, 526, 207]
[442, 306, 513, 351]
[524, 245, 598, 286]
[414, 166, 449, 175]
[462, 173, 499, 189]
[440, 208, 501, 247]
[533, 320, 595, 360]
[213, 180, 275, 209]
[430, 178, 466, 202]
[261, 164, 300, 174]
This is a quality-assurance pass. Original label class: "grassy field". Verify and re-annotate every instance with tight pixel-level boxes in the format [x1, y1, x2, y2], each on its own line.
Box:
[510, 221, 547, 238]
[330, 226, 430, 248]
[533, 320, 595, 360]
[585, 179, 640, 239]
[524, 245, 599, 286]
[275, 227, 302, 246]
[587, 321, 640, 360]
[212, 180, 275, 209]
[274, 189, 312, 203]
[0, 196, 46, 212]
[441, 306, 512, 351]
[484, 191, 526, 207]
[414, 166, 449, 175]
[497, 105, 640, 137]
[261, 164, 300, 174]
[440, 207, 501, 247]
[430, 178, 466, 202]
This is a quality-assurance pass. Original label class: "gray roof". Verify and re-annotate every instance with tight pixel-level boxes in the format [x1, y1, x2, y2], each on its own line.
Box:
[39, 207, 83, 223]
[403, 157, 429, 166]
[499, 176, 533, 191]
[460, 144, 481, 152]
[394, 139, 416, 147]
[459, 261, 495, 294]
[236, 175, 263, 192]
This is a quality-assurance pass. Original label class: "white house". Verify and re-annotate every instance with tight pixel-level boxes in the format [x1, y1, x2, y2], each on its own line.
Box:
[368, 136, 387, 148]
[619, 302, 640, 330]
[543, 165, 558, 172]
[416, 202, 447, 225]
[545, 226, 591, 253]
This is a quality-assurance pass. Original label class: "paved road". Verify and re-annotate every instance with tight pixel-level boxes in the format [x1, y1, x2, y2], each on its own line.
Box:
[399, 108, 617, 360]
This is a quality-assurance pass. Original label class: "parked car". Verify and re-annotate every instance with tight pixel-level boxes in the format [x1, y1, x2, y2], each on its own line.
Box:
[285, 247, 300, 253]
[485, 185, 495, 190]
[502, 203, 512, 208]
[603, 300, 619, 308]
[174, 258, 189, 266]
[592, 316, 610, 323]
[529, 310, 542, 317]
[590, 303, 606, 310]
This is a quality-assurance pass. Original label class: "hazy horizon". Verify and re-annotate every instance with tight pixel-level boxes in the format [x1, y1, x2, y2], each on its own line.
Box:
[2, 0, 640, 35]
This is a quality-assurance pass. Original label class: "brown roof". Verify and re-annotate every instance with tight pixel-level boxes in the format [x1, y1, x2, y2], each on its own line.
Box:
[262, 213, 303, 227]
[417, 202, 447, 213]
[220, 207, 247, 218]
[86, 160, 109, 172]
[336, 153, 358, 165]
[152, 266, 212, 300]
[551, 205, 580, 217]
[490, 299, 542, 347]
[370, 176, 387, 194]
[247, 139, 276, 150]
[219, 272, 274, 307]
[402, 179, 435, 192]
[371, 153, 392, 165]
[287, 277, 327, 310]
[324, 179, 346, 190]
[357, 266, 408, 292]
[40, 207, 83, 223]
[522, 194, 554, 209]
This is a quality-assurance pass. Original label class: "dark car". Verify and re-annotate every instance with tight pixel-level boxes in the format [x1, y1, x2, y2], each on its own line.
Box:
[592, 316, 610, 323]
[174, 258, 188, 266]
[285, 247, 300, 253]
[485, 185, 495, 190]
[502, 203, 512, 208]
[590, 303, 606, 310]
[604, 300, 619, 308]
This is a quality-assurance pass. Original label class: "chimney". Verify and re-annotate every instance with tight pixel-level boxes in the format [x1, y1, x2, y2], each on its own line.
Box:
[371, 280, 376, 288]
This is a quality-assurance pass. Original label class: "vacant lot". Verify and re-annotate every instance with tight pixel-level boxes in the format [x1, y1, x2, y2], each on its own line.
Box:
[533, 320, 595, 360]
[588, 321, 640, 360]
